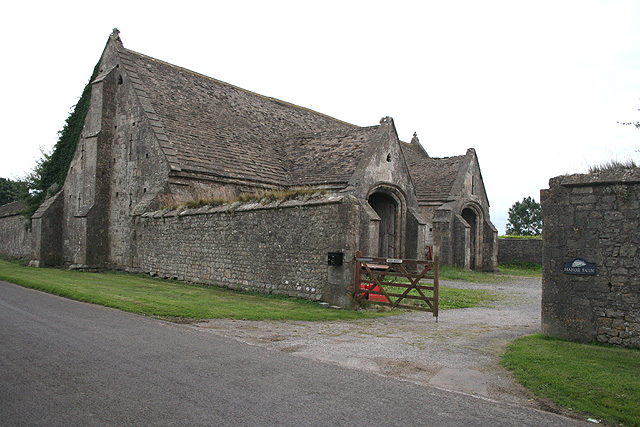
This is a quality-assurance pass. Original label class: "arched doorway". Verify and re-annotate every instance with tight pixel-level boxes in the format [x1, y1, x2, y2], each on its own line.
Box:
[461, 207, 478, 269]
[368, 192, 398, 258]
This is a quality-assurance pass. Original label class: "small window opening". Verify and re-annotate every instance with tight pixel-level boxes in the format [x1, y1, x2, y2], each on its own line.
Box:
[118, 75, 123, 85]
[386, 153, 391, 162]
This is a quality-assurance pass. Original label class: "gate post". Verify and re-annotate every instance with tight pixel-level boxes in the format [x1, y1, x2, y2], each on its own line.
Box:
[354, 250, 363, 302]
[434, 255, 439, 321]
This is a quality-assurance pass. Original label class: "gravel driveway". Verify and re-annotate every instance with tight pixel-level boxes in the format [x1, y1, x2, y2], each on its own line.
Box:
[194, 277, 547, 410]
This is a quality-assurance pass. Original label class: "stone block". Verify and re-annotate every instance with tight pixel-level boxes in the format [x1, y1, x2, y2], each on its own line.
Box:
[542, 174, 640, 349]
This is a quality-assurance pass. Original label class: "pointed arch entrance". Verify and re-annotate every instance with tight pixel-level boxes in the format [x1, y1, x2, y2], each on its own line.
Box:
[461, 205, 481, 270]
[369, 192, 397, 257]
[367, 185, 408, 259]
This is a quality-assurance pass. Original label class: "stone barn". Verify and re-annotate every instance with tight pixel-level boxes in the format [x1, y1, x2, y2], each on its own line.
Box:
[5, 29, 498, 307]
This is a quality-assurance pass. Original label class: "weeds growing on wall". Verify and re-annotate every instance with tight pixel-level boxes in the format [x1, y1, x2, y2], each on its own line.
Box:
[163, 188, 328, 210]
[588, 159, 638, 174]
[499, 235, 542, 239]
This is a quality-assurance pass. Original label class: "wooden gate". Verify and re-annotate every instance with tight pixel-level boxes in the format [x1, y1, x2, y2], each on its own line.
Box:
[354, 251, 439, 319]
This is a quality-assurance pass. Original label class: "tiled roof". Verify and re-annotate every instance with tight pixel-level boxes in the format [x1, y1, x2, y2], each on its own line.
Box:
[284, 126, 379, 186]
[0, 200, 25, 218]
[117, 46, 355, 185]
[402, 143, 464, 203]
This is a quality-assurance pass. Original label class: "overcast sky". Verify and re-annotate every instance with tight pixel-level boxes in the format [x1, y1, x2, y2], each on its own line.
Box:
[2, 0, 639, 233]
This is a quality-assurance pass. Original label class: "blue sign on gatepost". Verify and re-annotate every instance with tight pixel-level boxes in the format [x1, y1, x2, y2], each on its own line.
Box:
[563, 258, 596, 275]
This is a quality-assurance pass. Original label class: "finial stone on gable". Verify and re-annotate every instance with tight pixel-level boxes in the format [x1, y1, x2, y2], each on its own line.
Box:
[110, 28, 121, 42]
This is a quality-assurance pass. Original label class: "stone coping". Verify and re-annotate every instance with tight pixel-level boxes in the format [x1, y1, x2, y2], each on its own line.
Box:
[551, 168, 640, 187]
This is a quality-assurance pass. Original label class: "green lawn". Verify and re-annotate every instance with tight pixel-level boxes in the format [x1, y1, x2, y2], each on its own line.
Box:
[439, 263, 542, 282]
[0, 259, 500, 321]
[0, 259, 382, 321]
[502, 334, 640, 426]
[438, 286, 502, 309]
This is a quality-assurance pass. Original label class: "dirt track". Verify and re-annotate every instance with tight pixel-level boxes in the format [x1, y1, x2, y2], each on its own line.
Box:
[194, 277, 545, 409]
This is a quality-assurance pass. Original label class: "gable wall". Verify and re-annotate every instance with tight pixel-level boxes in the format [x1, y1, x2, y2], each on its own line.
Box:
[56, 40, 173, 268]
[463, 156, 490, 208]
[60, 66, 118, 266]
[107, 64, 170, 266]
[348, 119, 418, 205]
[426, 152, 497, 270]
[348, 118, 425, 258]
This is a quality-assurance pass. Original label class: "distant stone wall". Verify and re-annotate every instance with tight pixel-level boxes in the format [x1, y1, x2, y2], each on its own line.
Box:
[0, 204, 32, 259]
[133, 196, 360, 308]
[541, 169, 640, 348]
[498, 238, 542, 265]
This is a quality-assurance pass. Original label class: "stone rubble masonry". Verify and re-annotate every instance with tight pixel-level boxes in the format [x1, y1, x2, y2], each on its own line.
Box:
[541, 169, 640, 348]
[0, 204, 32, 259]
[133, 195, 360, 308]
[497, 238, 542, 265]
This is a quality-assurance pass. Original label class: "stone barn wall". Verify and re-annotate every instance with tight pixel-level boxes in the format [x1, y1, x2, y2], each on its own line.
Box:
[133, 195, 361, 308]
[541, 169, 640, 348]
[498, 238, 542, 265]
[0, 201, 32, 259]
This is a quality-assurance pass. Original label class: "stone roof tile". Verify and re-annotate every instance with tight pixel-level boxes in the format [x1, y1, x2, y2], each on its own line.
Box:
[283, 127, 379, 186]
[0, 200, 26, 218]
[402, 143, 464, 203]
[119, 47, 355, 185]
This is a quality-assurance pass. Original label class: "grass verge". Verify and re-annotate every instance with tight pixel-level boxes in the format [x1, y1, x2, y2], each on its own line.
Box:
[0, 259, 500, 321]
[502, 333, 640, 426]
[0, 259, 385, 321]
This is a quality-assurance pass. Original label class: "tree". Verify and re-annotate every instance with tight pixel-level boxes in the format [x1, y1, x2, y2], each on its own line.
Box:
[22, 62, 100, 219]
[0, 177, 28, 206]
[505, 196, 541, 236]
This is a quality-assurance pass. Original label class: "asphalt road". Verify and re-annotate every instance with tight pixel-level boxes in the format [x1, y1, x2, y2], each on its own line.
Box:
[0, 281, 588, 426]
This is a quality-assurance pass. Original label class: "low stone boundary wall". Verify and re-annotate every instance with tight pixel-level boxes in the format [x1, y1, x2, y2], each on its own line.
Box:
[0, 201, 32, 259]
[541, 169, 640, 348]
[133, 196, 360, 308]
[498, 238, 542, 265]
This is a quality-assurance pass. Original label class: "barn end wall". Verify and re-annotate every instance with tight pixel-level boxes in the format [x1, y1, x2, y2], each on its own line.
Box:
[541, 170, 640, 348]
[0, 212, 32, 259]
[133, 196, 361, 308]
